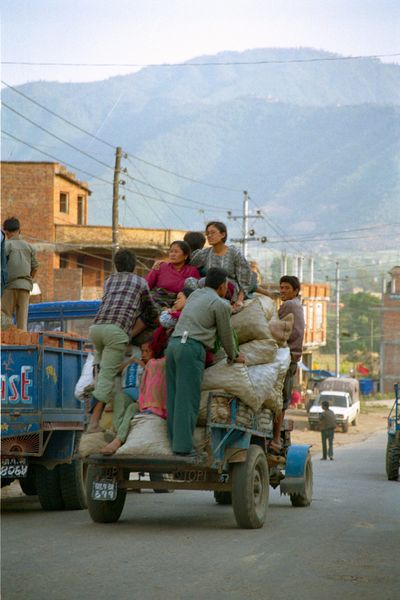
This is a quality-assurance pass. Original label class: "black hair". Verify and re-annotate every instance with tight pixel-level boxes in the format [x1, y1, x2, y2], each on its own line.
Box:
[321, 400, 330, 410]
[114, 248, 136, 272]
[183, 231, 206, 252]
[280, 275, 301, 294]
[170, 240, 191, 264]
[3, 217, 20, 232]
[182, 286, 194, 298]
[205, 267, 228, 290]
[206, 221, 228, 243]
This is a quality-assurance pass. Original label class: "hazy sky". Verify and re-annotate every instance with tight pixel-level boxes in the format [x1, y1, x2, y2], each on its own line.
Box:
[1, 0, 399, 86]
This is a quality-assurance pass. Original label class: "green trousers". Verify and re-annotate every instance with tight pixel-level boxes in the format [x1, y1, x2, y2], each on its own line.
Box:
[166, 337, 205, 453]
[113, 391, 139, 442]
[89, 324, 129, 404]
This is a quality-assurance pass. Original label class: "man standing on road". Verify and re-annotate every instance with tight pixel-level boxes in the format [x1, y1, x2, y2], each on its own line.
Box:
[271, 275, 305, 452]
[319, 400, 336, 460]
[166, 267, 245, 456]
[1, 217, 39, 330]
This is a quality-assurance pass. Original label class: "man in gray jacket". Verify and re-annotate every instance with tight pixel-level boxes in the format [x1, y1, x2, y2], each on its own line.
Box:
[166, 267, 245, 456]
[2, 217, 39, 330]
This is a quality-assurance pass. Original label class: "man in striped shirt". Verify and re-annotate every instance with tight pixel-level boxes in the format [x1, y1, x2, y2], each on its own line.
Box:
[87, 249, 157, 432]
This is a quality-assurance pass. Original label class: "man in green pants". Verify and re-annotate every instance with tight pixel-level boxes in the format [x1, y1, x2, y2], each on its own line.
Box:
[87, 249, 157, 432]
[166, 267, 245, 456]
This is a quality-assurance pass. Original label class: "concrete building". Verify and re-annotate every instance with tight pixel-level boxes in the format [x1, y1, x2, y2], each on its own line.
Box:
[381, 266, 400, 393]
[1, 162, 186, 301]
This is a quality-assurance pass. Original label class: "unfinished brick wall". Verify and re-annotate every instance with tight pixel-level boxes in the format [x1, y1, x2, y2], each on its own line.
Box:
[53, 268, 82, 301]
[382, 292, 400, 392]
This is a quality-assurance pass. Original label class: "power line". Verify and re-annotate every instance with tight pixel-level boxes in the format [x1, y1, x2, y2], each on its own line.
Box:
[2, 79, 241, 192]
[123, 165, 231, 210]
[3, 52, 399, 67]
[2, 101, 114, 171]
[1, 129, 114, 186]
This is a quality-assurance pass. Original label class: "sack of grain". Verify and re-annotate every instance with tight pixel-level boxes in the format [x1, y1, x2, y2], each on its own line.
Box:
[231, 295, 276, 343]
[79, 431, 113, 457]
[115, 413, 172, 456]
[239, 338, 278, 366]
[268, 314, 294, 346]
[201, 361, 260, 411]
[261, 347, 291, 411]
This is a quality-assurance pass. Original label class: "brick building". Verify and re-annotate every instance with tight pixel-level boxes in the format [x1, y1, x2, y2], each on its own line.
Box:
[381, 266, 400, 393]
[1, 162, 186, 301]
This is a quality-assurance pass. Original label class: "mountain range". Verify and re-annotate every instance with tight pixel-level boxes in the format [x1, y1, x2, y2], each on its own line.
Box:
[2, 47, 400, 251]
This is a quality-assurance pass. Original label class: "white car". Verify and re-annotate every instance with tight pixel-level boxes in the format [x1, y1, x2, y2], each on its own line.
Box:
[308, 391, 360, 433]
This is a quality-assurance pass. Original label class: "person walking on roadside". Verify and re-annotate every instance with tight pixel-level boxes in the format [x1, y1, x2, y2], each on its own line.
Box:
[1, 217, 39, 330]
[166, 267, 245, 456]
[87, 249, 157, 433]
[319, 400, 336, 460]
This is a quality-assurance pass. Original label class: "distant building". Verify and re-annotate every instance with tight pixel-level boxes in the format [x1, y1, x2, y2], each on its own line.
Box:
[381, 266, 400, 393]
[1, 161, 186, 302]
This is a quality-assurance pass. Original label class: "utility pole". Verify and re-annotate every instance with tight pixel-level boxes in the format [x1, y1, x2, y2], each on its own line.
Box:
[112, 146, 122, 268]
[227, 191, 265, 259]
[335, 261, 340, 377]
[242, 191, 249, 257]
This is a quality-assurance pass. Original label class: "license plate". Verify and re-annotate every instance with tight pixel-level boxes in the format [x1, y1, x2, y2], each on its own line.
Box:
[1, 457, 28, 478]
[91, 478, 117, 501]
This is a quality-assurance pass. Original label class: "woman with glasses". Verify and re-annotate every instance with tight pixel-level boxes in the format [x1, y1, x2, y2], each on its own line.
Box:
[190, 221, 252, 310]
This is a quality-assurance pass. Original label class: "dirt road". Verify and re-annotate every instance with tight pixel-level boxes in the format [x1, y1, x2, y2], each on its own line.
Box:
[289, 404, 389, 457]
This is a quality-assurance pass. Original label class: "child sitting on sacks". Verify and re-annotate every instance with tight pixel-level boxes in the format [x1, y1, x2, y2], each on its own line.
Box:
[100, 340, 153, 454]
[100, 342, 168, 455]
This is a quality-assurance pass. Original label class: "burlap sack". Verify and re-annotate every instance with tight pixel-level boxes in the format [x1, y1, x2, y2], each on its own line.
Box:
[261, 347, 291, 411]
[79, 431, 113, 458]
[247, 363, 282, 410]
[201, 361, 260, 411]
[197, 390, 226, 426]
[231, 295, 276, 343]
[268, 314, 294, 346]
[116, 413, 172, 456]
[239, 338, 278, 366]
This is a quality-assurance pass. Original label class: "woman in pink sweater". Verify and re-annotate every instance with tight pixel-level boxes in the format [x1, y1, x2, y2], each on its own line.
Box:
[146, 241, 200, 308]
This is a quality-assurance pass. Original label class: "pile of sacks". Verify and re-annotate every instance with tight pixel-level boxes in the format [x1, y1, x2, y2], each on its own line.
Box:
[198, 295, 293, 432]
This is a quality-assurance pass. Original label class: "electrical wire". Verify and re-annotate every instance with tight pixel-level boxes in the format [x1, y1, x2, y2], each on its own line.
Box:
[1, 129, 114, 186]
[3, 52, 400, 67]
[1, 79, 242, 192]
[2, 102, 115, 171]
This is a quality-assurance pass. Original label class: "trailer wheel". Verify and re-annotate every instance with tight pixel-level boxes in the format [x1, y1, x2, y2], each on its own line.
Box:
[342, 420, 349, 433]
[231, 445, 269, 529]
[213, 491, 232, 505]
[290, 453, 313, 507]
[386, 437, 400, 481]
[86, 464, 126, 523]
[19, 465, 37, 496]
[59, 459, 88, 509]
[35, 465, 65, 510]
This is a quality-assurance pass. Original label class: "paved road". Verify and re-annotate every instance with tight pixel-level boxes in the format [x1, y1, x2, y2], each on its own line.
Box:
[2, 431, 399, 600]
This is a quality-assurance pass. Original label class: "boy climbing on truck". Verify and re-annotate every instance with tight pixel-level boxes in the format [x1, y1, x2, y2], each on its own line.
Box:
[87, 249, 157, 433]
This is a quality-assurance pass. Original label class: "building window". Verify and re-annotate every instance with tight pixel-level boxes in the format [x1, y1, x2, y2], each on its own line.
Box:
[60, 255, 68, 268]
[77, 196, 85, 224]
[60, 192, 69, 213]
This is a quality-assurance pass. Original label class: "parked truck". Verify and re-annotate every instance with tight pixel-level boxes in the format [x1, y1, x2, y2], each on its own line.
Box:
[386, 383, 400, 481]
[1, 301, 97, 509]
[308, 377, 360, 433]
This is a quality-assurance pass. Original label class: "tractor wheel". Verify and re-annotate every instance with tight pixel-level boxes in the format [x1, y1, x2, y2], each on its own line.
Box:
[231, 445, 269, 529]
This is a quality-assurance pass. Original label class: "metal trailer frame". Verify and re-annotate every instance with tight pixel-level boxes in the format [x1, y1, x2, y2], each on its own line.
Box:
[85, 393, 313, 528]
